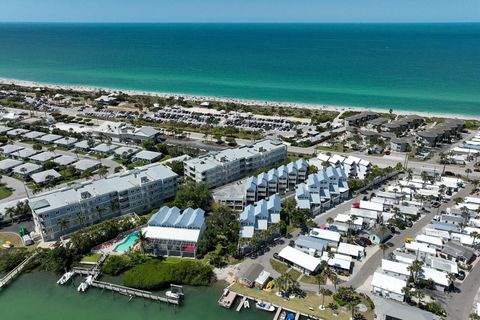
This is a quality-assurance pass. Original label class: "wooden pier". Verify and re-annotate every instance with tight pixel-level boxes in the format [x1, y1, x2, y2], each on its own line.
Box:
[273, 307, 283, 320]
[90, 280, 179, 305]
[218, 290, 237, 309]
[236, 296, 247, 312]
[0, 252, 38, 289]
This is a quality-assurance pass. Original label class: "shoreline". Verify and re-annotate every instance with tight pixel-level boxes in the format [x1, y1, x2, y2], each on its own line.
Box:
[1, 77, 479, 121]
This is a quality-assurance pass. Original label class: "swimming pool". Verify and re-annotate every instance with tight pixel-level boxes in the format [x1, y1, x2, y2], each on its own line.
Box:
[113, 231, 140, 253]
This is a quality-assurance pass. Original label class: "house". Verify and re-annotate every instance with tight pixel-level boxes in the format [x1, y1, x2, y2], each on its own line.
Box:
[23, 131, 46, 140]
[74, 140, 92, 151]
[133, 150, 163, 163]
[37, 133, 63, 144]
[6, 128, 30, 137]
[238, 263, 263, 287]
[390, 137, 413, 152]
[55, 137, 78, 147]
[254, 270, 271, 289]
[426, 256, 458, 274]
[143, 206, 206, 258]
[368, 226, 392, 244]
[295, 235, 328, 256]
[310, 228, 341, 247]
[53, 155, 77, 166]
[72, 159, 102, 172]
[0, 159, 22, 173]
[337, 242, 365, 260]
[31, 169, 62, 184]
[321, 252, 352, 272]
[12, 163, 42, 177]
[278, 246, 321, 275]
[91, 143, 119, 154]
[94, 122, 160, 143]
[415, 234, 443, 249]
[0, 144, 24, 156]
[333, 213, 363, 232]
[405, 241, 437, 258]
[13, 148, 39, 160]
[442, 241, 475, 263]
[114, 146, 140, 158]
[381, 259, 410, 280]
[371, 272, 407, 302]
[29, 151, 59, 164]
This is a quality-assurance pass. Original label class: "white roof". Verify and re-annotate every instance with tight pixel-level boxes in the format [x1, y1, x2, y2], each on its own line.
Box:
[382, 259, 410, 276]
[255, 270, 271, 286]
[420, 267, 449, 287]
[337, 242, 365, 257]
[334, 213, 362, 225]
[405, 241, 436, 255]
[428, 256, 458, 274]
[278, 246, 321, 272]
[321, 252, 352, 270]
[310, 228, 341, 242]
[143, 226, 202, 242]
[416, 234, 443, 247]
[371, 272, 406, 295]
[465, 197, 480, 205]
[360, 200, 383, 212]
[424, 227, 450, 240]
[350, 207, 378, 220]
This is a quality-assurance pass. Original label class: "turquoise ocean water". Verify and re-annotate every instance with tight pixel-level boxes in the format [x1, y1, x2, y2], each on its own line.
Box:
[0, 23, 479, 115]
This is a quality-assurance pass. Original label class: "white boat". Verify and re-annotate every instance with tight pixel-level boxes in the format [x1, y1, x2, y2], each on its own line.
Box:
[255, 301, 275, 312]
[166, 291, 180, 299]
[57, 271, 75, 285]
[243, 299, 250, 308]
[77, 282, 88, 292]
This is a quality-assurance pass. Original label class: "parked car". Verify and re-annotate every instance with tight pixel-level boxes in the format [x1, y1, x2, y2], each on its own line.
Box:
[355, 239, 368, 247]
[359, 237, 372, 245]
[457, 270, 466, 281]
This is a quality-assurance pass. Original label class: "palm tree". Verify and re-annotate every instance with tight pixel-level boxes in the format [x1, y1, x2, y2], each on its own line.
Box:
[137, 231, 147, 254]
[19, 167, 30, 199]
[330, 274, 339, 293]
[326, 217, 334, 225]
[466, 168, 472, 181]
[5, 206, 16, 223]
[471, 231, 479, 245]
[379, 243, 389, 258]
[327, 302, 338, 316]
[347, 295, 361, 320]
[454, 197, 464, 206]
[401, 286, 412, 302]
[407, 260, 424, 284]
[319, 287, 332, 309]
[413, 289, 425, 307]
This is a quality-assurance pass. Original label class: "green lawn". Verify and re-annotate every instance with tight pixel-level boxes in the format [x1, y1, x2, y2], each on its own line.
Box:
[230, 283, 373, 320]
[81, 253, 102, 263]
[286, 268, 302, 280]
[300, 274, 319, 285]
[0, 186, 12, 200]
[270, 259, 289, 274]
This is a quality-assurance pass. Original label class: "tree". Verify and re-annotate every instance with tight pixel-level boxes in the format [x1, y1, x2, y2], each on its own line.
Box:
[454, 197, 465, 205]
[319, 287, 332, 309]
[173, 181, 211, 211]
[327, 302, 338, 315]
[466, 168, 472, 181]
[379, 243, 389, 258]
[407, 260, 424, 284]
[413, 289, 425, 307]
[32, 143, 43, 151]
[447, 272, 456, 291]
[330, 273, 339, 292]
[42, 160, 56, 170]
[470, 231, 479, 245]
[326, 217, 334, 225]
[58, 218, 69, 234]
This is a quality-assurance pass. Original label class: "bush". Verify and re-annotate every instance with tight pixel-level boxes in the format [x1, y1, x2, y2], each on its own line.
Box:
[0, 248, 28, 272]
[100, 252, 150, 276]
[123, 259, 213, 290]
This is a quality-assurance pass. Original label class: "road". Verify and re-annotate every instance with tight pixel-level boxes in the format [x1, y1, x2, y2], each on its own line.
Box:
[0, 175, 31, 202]
[347, 183, 473, 289]
[446, 258, 480, 320]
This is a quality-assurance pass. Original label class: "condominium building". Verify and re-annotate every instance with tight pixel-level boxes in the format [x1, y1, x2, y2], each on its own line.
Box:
[94, 121, 160, 143]
[143, 206, 206, 258]
[295, 166, 350, 215]
[184, 139, 287, 188]
[239, 194, 281, 238]
[244, 158, 308, 204]
[29, 163, 178, 241]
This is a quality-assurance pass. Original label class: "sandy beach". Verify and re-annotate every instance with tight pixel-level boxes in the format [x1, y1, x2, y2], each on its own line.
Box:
[1, 77, 479, 121]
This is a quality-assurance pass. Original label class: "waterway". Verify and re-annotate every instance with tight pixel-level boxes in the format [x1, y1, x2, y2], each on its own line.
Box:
[0, 272, 271, 320]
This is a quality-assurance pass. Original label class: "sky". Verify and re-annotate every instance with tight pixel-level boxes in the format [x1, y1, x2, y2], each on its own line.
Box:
[0, 0, 479, 23]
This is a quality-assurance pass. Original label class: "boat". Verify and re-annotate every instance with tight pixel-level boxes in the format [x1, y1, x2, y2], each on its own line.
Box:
[57, 271, 75, 285]
[255, 300, 275, 312]
[243, 299, 250, 308]
[166, 291, 180, 299]
[77, 282, 88, 292]
[279, 311, 287, 320]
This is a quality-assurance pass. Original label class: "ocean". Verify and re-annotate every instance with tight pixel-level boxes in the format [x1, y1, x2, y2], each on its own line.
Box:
[0, 23, 479, 115]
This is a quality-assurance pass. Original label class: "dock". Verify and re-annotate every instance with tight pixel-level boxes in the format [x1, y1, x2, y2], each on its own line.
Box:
[236, 296, 247, 312]
[0, 252, 38, 289]
[218, 290, 237, 308]
[273, 307, 283, 320]
[221, 289, 322, 320]
[89, 280, 179, 304]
